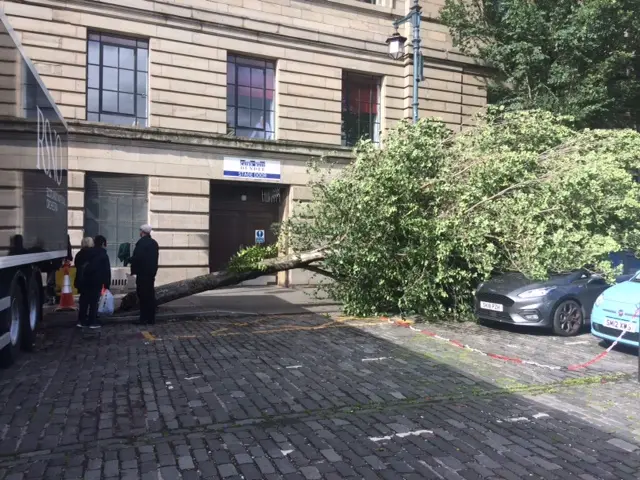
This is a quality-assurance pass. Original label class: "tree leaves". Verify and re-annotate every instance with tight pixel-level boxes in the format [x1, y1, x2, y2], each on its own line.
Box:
[288, 110, 640, 319]
[441, 0, 640, 129]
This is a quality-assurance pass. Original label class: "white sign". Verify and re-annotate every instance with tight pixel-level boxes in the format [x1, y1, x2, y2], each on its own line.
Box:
[480, 301, 504, 312]
[223, 157, 281, 182]
[255, 230, 265, 244]
[37, 106, 64, 186]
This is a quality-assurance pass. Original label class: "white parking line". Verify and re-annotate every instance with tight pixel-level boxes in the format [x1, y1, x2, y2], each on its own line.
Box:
[498, 413, 550, 423]
[507, 417, 529, 423]
[533, 413, 550, 419]
[369, 429, 433, 442]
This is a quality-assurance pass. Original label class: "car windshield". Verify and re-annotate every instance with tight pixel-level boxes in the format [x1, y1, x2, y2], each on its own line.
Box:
[609, 250, 640, 275]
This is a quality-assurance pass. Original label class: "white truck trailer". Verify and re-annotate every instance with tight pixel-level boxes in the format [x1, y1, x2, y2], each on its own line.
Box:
[0, 11, 69, 367]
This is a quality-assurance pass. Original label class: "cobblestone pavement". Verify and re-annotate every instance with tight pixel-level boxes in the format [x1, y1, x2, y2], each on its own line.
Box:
[0, 313, 638, 479]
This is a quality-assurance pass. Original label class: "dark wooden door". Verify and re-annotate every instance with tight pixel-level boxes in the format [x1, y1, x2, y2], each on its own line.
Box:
[209, 183, 282, 272]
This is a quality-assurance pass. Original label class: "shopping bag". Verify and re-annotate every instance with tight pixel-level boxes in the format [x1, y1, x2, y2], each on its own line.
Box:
[98, 288, 115, 316]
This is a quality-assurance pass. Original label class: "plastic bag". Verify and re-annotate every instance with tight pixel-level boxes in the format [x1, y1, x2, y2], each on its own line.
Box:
[98, 288, 115, 316]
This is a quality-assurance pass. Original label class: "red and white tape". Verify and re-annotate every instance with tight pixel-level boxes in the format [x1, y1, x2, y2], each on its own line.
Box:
[567, 306, 639, 371]
[566, 328, 626, 371]
[377, 316, 635, 372]
[379, 317, 562, 370]
[371, 309, 638, 371]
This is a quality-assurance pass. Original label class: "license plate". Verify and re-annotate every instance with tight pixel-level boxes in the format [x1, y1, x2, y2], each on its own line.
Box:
[604, 318, 636, 332]
[480, 301, 503, 312]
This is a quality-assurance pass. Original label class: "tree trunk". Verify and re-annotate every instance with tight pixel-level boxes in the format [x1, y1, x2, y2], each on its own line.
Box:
[118, 249, 327, 311]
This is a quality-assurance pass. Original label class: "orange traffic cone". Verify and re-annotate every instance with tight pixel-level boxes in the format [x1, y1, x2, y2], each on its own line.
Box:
[56, 261, 77, 311]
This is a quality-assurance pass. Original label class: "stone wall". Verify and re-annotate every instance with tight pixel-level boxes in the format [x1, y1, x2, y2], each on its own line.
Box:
[1, 0, 489, 285]
[66, 124, 352, 285]
[149, 177, 210, 285]
[2, 0, 488, 136]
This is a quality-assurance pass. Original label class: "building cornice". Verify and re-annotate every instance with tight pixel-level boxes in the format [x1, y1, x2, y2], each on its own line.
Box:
[67, 120, 355, 162]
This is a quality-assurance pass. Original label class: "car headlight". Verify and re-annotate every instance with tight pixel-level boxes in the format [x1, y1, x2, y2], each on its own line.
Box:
[518, 287, 556, 299]
[594, 294, 604, 307]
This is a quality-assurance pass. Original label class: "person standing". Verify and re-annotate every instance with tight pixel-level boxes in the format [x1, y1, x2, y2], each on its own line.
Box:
[76, 235, 111, 329]
[75, 236, 96, 327]
[74, 236, 94, 283]
[130, 224, 159, 325]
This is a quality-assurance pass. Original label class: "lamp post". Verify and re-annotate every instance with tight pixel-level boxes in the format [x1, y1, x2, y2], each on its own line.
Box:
[386, 0, 422, 123]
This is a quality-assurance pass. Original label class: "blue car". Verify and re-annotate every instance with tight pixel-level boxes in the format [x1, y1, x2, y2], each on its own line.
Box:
[591, 273, 640, 348]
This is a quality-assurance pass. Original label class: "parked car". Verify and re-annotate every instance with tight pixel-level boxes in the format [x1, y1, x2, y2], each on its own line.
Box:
[591, 273, 640, 348]
[475, 270, 609, 336]
[474, 250, 640, 337]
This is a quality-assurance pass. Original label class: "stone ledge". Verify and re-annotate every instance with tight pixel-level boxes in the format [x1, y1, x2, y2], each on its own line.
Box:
[67, 120, 355, 161]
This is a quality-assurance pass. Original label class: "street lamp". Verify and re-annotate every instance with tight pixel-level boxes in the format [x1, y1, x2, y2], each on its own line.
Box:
[386, 0, 422, 123]
[386, 31, 407, 61]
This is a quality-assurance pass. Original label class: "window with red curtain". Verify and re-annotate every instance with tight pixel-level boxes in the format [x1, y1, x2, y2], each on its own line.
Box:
[227, 55, 275, 140]
[341, 72, 381, 147]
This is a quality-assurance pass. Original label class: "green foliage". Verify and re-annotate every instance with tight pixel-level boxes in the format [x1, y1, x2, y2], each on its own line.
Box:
[440, 0, 640, 129]
[289, 109, 640, 318]
[227, 244, 278, 272]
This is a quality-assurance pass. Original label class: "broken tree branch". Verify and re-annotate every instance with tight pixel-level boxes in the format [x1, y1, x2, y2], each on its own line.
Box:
[118, 249, 327, 311]
[303, 265, 336, 279]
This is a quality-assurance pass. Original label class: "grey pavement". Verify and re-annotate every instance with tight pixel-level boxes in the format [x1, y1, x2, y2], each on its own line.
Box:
[0, 287, 639, 479]
[155, 286, 342, 316]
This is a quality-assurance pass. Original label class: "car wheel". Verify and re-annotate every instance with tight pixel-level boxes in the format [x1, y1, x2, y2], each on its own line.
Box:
[552, 300, 583, 337]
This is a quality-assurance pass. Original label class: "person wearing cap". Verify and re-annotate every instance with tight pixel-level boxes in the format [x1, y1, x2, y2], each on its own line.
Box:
[130, 224, 159, 325]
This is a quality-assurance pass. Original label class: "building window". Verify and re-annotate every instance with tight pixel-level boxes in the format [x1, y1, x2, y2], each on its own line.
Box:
[341, 72, 381, 147]
[86, 32, 148, 127]
[227, 55, 275, 140]
[84, 173, 149, 265]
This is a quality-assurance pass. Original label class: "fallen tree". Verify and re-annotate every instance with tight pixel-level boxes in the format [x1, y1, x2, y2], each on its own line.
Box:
[120, 108, 640, 318]
[119, 249, 326, 311]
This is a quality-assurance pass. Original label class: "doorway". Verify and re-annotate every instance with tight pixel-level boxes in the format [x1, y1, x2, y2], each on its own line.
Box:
[209, 182, 284, 280]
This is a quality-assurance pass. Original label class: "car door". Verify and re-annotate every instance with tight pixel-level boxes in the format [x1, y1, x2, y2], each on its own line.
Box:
[577, 273, 609, 320]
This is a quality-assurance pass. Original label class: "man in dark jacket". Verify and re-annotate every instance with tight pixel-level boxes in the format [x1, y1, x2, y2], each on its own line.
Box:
[130, 224, 159, 325]
[77, 236, 111, 329]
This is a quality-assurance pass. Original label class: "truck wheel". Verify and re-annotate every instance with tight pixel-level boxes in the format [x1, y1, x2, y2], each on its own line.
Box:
[0, 278, 26, 368]
[21, 273, 42, 352]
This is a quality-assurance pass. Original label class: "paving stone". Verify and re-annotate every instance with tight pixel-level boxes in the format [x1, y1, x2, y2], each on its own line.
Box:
[255, 457, 276, 475]
[217, 464, 238, 478]
[363, 455, 386, 470]
[320, 448, 342, 462]
[0, 312, 636, 480]
[275, 458, 297, 475]
[82, 470, 101, 480]
[103, 460, 118, 478]
[178, 455, 195, 470]
[299, 466, 321, 480]
[607, 438, 638, 452]
[158, 467, 181, 480]
[235, 453, 253, 465]
[238, 464, 263, 480]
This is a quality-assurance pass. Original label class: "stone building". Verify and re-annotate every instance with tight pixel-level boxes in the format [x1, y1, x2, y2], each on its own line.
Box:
[0, 0, 487, 286]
